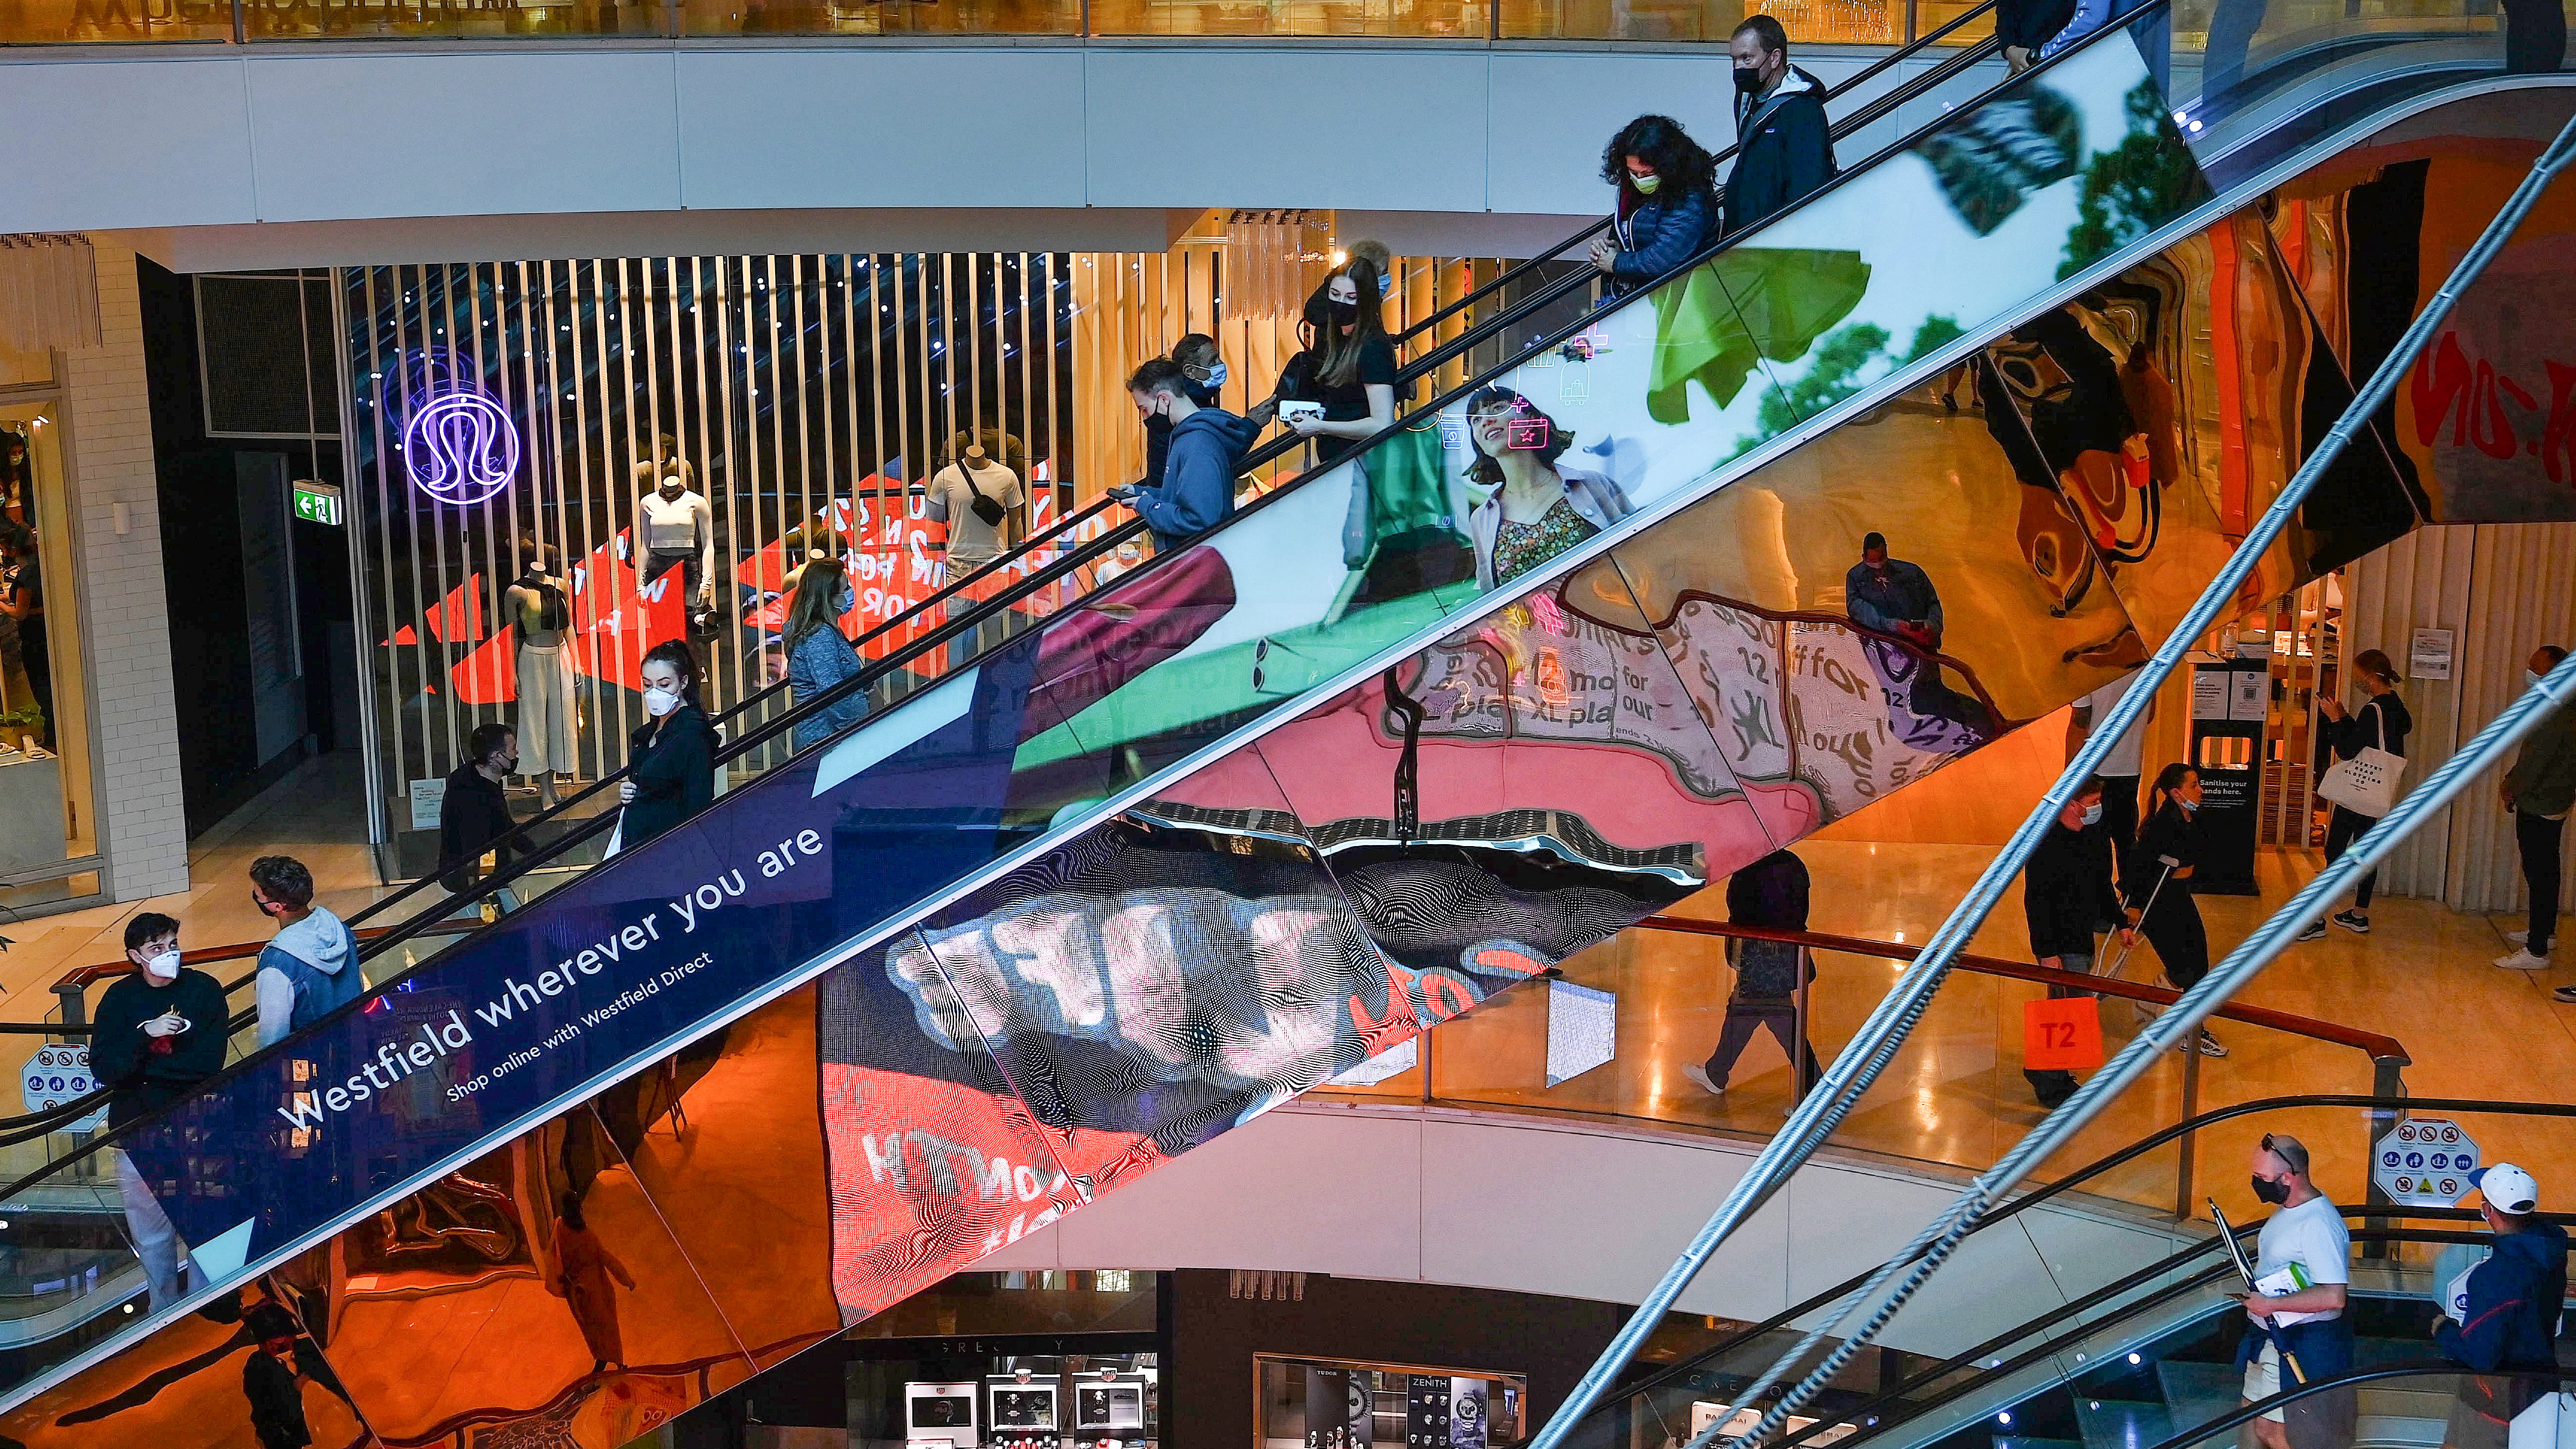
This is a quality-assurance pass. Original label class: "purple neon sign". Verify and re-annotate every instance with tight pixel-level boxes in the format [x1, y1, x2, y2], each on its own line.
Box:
[403, 382, 520, 506]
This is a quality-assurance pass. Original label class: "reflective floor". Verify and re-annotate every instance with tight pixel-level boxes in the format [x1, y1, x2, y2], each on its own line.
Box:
[1318, 705, 2576, 1225]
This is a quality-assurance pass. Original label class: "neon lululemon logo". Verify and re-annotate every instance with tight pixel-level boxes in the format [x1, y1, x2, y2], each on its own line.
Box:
[404, 386, 520, 505]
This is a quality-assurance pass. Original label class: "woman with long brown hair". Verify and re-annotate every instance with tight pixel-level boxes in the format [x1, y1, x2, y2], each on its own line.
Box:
[2301, 648, 2410, 940]
[1268, 257, 1400, 465]
[783, 556, 868, 751]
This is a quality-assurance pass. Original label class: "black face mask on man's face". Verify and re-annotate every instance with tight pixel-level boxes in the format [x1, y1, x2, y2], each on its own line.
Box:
[2251, 1173, 2292, 1205]
[1734, 64, 1766, 93]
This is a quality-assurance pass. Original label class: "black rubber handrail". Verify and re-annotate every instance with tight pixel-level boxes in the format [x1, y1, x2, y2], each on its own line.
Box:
[339, 490, 1128, 934]
[1748, 1222, 2543, 1449]
[5, 2, 2185, 1193]
[1387, 0, 2002, 352]
[2139, 1363, 2564, 1449]
[1592, 1094, 2576, 1420]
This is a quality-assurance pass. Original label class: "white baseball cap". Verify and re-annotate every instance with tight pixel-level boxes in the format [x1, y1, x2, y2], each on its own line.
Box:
[2470, 1163, 2539, 1214]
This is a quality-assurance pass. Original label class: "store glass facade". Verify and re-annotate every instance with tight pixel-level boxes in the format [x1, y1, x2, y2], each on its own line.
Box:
[0, 385, 102, 916]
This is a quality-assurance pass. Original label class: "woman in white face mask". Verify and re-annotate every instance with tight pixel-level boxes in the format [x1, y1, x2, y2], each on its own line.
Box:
[617, 639, 718, 850]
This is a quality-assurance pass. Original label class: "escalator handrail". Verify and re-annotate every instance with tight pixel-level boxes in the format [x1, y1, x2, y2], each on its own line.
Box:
[1756, 1221, 2541, 1449]
[13, 0, 2193, 1193]
[1389, 17, 2016, 391]
[1633, 917, 2413, 1064]
[2141, 1361, 2563, 1449]
[1387, 0, 2003, 352]
[349, 0, 2078, 957]
[338, 490, 1130, 934]
[1593, 1095, 2576, 1417]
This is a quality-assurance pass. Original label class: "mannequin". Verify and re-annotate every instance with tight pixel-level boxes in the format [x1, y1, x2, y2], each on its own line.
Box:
[504, 536, 575, 806]
[925, 434, 1026, 668]
[633, 433, 713, 608]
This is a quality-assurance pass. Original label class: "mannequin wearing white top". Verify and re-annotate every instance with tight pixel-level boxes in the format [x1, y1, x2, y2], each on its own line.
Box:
[633, 439, 713, 606]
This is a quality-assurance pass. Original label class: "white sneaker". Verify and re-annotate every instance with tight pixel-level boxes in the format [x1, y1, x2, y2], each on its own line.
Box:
[2495, 949, 2551, 971]
[1681, 1065, 1726, 1097]
[2507, 930, 2530, 946]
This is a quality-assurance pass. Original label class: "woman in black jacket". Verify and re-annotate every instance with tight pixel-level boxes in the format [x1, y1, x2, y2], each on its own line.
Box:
[617, 639, 717, 851]
[2302, 648, 2411, 940]
[2123, 762, 2225, 1057]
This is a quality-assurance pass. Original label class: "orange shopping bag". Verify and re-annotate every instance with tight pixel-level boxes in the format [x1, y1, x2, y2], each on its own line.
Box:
[2023, 996, 2105, 1072]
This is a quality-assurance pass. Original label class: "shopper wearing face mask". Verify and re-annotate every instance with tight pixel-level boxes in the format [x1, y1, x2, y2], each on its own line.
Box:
[2019, 777, 2118, 1107]
[1265, 260, 1400, 466]
[1723, 15, 1836, 237]
[251, 854, 362, 1049]
[438, 721, 526, 910]
[91, 912, 225, 1311]
[2430, 1163, 2567, 1449]
[617, 639, 718, 851]
[2122, 763, 2226, 1057]
[2297, 649, 2411, 943]
[1117, 358, 1258, 553]
[1588, 115, 1720, 297]
[784, 557, 869, 751]
[2235, 1134, 2355, 1449]
[2495, 644, 2574, 978]
[1143, 334, 1229, 490]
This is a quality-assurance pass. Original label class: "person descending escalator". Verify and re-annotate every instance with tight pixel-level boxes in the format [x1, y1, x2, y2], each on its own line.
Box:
[1117, 358, 1258, 554]
[1722, 16, 1836, 237]
[1142, 334, 1228, 490]
[615, 639, 718, 854]
[1588, 115, 1720, 297]
[2120, 764, 2226, 1058]
[2237, 1134, 2357, 1449]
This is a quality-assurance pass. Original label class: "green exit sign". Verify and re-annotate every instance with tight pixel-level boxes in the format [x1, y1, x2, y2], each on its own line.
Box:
[292, 479, 343, 527]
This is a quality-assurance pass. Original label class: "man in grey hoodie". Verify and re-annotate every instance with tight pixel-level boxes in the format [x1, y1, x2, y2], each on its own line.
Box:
[249, 856, 363, 1048]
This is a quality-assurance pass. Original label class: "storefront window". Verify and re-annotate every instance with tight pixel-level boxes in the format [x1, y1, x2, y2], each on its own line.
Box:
[1255, 1354, 1527, 1449]
[0, 400, 100, 914]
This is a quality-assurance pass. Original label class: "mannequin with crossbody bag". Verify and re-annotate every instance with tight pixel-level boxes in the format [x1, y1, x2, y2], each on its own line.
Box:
[2310, 651, 2412, 936]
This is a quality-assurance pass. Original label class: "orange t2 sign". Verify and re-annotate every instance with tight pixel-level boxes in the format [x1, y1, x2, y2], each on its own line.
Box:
[2023, 997, 2105, 1072]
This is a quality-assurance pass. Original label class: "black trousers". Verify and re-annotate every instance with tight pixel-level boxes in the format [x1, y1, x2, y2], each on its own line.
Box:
[2024, 948, 2095, 1102]
[2140, 897, 2209, 991]
[2519, 810, 2565, 956]
[2324, 805, 2379, 909]
[1705, 1004, 1820, 1093]
[2502, 0, 2568, 72]
[2100, 774, 2141, 900]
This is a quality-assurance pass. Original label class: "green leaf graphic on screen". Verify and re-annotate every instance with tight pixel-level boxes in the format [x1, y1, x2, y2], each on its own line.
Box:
[2059, 80, 2213, 281]
[1729, 315, 1964, 461]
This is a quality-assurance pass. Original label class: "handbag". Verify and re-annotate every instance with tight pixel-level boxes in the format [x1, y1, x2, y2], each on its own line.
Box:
[2315, 698, 2404, 818]
[960, 453, 1008, 528]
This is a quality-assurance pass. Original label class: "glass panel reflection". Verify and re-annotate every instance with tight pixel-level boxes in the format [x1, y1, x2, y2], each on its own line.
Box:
[603, 984, 844, 1371]
[0, 1246, 374, 1449]
[313, 1102, 751, 1449]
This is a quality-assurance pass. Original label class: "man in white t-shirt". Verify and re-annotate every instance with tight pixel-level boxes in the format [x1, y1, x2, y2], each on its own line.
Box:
[2070, 668, 2154, 902]
[2235, 1133, 2357, 1449]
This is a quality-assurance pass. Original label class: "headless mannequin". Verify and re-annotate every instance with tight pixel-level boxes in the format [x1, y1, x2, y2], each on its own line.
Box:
[633, 442, 713, 606]
[505, 546, 574, 806]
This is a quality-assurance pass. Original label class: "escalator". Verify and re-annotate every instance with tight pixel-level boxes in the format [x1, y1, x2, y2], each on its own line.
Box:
[1543, 1094, 2576, 1449]
[5, 10, 2572, 1441]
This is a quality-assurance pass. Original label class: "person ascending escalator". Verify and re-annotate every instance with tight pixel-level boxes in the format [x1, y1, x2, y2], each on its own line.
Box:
[1588, 116, 1720, 297]
[1721, 16, 1836, 237]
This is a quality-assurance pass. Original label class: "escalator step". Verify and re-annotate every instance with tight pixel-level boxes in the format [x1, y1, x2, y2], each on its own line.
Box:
[2153, 1360, 2244, 1449]
[2354, 1414, 2449, 1448]
[2075, 1396, 2176, 1449]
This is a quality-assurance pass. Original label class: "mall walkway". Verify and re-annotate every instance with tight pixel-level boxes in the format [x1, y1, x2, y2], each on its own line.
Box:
[0, 750, 387, 1009]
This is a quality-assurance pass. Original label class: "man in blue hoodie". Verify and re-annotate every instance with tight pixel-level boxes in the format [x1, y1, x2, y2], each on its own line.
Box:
[1117, 358, 1257, 555]
[2434, 1163, 2569, 1449]
[250, 855, 363, 1049]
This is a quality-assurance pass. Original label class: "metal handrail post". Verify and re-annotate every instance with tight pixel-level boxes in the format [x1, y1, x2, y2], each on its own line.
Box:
[2173, 1047, 2200, 1223]
[2360, 1054, 2408, 1259]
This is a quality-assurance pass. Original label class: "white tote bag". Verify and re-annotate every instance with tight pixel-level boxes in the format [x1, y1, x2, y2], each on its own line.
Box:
[2316, 699, 2404, 818]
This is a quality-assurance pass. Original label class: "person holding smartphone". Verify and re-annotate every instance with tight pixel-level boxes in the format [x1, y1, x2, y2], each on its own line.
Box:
[90, 912, 227, 1310]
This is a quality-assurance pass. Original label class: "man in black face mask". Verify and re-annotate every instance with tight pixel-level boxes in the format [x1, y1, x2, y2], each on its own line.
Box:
[1723, 15, 1836, 236]
[2233, 1134, 2356, 1449]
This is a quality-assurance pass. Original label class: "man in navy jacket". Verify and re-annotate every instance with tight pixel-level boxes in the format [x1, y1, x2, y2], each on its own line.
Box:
[1723, 15, 1837, 236]
[2434, 1163, 2569, 1449]
[1119, 358, 1258, 553]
